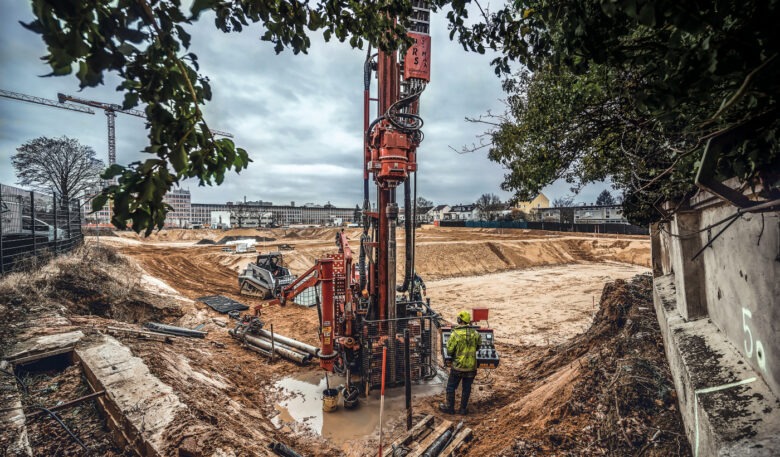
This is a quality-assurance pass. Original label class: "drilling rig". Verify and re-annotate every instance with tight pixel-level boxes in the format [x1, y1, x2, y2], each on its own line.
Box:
[234, 1, 439, 396]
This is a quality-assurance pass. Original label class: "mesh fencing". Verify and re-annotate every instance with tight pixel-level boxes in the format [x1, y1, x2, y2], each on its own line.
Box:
[360, 314, 439, 389]
[1, 183, 83, 274]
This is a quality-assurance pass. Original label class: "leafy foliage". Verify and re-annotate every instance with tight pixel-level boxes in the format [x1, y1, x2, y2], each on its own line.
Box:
[24, 0, 445, 234]
[13, 136, 104, 201]
[451, 0, 780, 224]
[596, 190, 616, 206]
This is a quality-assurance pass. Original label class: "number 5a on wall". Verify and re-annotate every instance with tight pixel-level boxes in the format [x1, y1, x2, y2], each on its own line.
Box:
[742, 307, 767, 372]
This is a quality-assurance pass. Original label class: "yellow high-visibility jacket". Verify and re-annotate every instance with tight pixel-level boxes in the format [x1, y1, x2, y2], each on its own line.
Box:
[447, 325, 481, 372]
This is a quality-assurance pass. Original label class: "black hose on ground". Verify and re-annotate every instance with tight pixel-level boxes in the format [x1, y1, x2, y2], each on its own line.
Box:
[0, 368, 28, 395]
[32, 405, 89, 452]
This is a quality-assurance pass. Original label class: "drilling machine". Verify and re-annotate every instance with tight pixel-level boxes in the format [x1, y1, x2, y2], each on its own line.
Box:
[260, 1, 439, 397]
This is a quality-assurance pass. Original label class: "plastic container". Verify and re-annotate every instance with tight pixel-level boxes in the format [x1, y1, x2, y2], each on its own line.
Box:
[322, 388, 339, 412]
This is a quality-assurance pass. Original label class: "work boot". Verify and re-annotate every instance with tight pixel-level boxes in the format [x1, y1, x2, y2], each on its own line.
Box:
[439, 392, 455, 414]
[458, 407, 468, 415]
[439, 403, 455, 414]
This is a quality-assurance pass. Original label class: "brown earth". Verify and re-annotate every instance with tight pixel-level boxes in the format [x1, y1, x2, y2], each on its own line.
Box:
[1, 227, 689, 456]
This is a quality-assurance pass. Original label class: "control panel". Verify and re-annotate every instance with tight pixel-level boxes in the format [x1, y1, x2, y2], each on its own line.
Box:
[441, 327, 500, 369]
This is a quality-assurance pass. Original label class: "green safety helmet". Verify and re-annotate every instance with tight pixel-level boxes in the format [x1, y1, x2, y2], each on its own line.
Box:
[457, 310, 471, 324]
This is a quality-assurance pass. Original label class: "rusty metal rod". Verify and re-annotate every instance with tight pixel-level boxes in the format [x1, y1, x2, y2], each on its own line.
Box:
[27, 390, 106, 418]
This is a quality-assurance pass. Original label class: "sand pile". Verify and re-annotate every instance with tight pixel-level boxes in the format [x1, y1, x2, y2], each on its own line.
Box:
[466, 274, 689, 456]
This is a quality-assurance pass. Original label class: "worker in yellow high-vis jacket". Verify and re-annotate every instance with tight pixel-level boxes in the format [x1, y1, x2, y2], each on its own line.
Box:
[439, 310, 481, 415]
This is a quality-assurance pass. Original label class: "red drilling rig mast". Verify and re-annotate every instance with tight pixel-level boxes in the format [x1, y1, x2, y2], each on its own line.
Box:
[236, 2, 437, 397]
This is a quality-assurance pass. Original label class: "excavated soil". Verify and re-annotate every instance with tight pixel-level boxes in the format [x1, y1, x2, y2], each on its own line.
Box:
[0, 227, 689, 456]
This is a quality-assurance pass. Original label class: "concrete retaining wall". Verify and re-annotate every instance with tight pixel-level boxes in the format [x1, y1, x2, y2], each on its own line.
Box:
[652, 190, 780, 456]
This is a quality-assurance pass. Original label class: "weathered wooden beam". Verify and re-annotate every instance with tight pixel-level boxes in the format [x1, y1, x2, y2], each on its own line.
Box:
[407, 420, 453, 457]
[105, 326, 173, 343]
[382, 414, 435, 457]
[8, 347, 74, 365]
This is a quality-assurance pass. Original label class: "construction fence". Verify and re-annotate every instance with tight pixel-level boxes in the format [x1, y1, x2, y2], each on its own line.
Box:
[0, 183, 84, 275]
[438, 219, 649, 235]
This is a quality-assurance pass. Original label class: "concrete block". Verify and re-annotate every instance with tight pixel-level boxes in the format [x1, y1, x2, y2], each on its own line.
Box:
[0, 361, 32, 457]
[670, 212, 707, 320]
[654, 277, 780, 456]
[76, 336, 185, 457]
[4, 330, 84, 360]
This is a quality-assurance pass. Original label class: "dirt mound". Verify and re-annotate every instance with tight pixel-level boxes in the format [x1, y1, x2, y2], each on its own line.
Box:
[0, 245, 182, 325]
[468, 274, 689, 456]
[215, 235, 276, 245]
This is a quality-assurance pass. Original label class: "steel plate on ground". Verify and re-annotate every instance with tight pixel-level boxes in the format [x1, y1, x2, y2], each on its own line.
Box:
[197, 295, 250, 313]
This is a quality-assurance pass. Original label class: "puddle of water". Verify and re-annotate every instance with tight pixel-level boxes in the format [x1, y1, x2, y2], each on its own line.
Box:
[271, 370, 445, 445]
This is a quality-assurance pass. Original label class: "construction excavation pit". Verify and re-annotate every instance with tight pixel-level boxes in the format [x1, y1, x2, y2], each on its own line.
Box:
[0, 226, 692, 456]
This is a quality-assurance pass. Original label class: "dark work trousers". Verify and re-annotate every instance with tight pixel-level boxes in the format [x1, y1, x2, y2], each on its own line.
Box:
[445, 368, 476, 410]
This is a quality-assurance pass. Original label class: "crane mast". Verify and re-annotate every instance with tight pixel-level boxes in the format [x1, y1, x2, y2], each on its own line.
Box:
[57, 93, 233, 166]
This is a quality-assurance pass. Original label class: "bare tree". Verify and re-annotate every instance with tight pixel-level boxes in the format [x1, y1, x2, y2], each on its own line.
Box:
[475, 193, 503, 221]
[416, 196, 433, 208]
[552, 195, 576, 207]
[12, 136, 104, 201]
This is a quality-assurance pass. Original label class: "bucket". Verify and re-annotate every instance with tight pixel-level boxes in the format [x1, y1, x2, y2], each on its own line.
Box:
[343, 385, 360, 409]
[322, 388, 339, 412]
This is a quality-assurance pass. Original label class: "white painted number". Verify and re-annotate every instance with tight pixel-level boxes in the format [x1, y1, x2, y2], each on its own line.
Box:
[742, 307, 767, 372]
[742, 308, 753, 357]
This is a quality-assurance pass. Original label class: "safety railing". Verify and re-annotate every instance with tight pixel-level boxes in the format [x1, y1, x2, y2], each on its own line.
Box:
[1, 183, 83, 275]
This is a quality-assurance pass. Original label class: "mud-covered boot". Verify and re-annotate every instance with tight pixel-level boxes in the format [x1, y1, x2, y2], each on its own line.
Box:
[438, 393, 455, 414]
[459, 392, 471, 415]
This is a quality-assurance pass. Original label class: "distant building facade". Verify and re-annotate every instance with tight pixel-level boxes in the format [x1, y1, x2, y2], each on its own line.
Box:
[515, 193, 550, 214]
[574, 205, 628, 224]
[163, 188, 191, 228]
[427, 205, 450, 223]
[444, 204, 477, 221]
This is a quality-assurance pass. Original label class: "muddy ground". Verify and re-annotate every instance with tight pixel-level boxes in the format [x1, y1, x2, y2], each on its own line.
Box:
[0, 227, 690, 456]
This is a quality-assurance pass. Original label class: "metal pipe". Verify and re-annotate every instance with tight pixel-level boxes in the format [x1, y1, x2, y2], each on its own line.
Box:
[378, 345, 388, 457]
[144, 322, 207, 338]
[270, 323, 275, 363]
[422, 428, 454, 457]
[255, 329, 320, 357]
[242, 334, 311, 364]
[269, 442, 304, 457]
[229, 329, 311, 364]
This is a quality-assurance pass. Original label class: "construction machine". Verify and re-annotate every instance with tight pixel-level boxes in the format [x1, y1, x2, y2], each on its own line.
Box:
[234, 1, 490, 396]
[238, 252, 296, 298]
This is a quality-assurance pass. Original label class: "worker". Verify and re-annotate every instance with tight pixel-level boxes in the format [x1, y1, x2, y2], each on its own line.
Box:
[439, 310, 481, 415]
[411, 272, 427, 302]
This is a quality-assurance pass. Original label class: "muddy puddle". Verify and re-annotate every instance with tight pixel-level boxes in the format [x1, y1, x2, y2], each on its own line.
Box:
[270, 369, 445, 445]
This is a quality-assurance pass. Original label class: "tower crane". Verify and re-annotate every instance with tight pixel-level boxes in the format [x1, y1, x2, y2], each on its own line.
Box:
[57, 92, 233, 166]
[0, 89, 96, 115]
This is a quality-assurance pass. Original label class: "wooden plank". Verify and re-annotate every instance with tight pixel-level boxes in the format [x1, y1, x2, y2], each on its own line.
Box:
[407, 420, 453, 457]
[9, 346, 74, 365]
[440, 427, 473, 457]
[382, 414, 435, 457]
[105, 326, 173, 343]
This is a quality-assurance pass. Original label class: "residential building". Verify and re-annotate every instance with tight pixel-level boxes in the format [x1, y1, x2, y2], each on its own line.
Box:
[427, 205, 450, 223]
[515, 193, 550, 215]
[444, 204, 477, 221]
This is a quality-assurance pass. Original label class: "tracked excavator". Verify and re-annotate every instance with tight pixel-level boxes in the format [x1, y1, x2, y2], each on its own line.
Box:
[238, 252, 296, 298]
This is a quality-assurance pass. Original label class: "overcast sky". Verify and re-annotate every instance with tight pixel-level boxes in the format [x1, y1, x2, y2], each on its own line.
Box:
[0, 2, 609, 208]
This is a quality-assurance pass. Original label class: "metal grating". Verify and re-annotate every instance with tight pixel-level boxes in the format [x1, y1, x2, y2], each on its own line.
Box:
[360, 315, 439, 389]
[197, 295, 249, 313]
